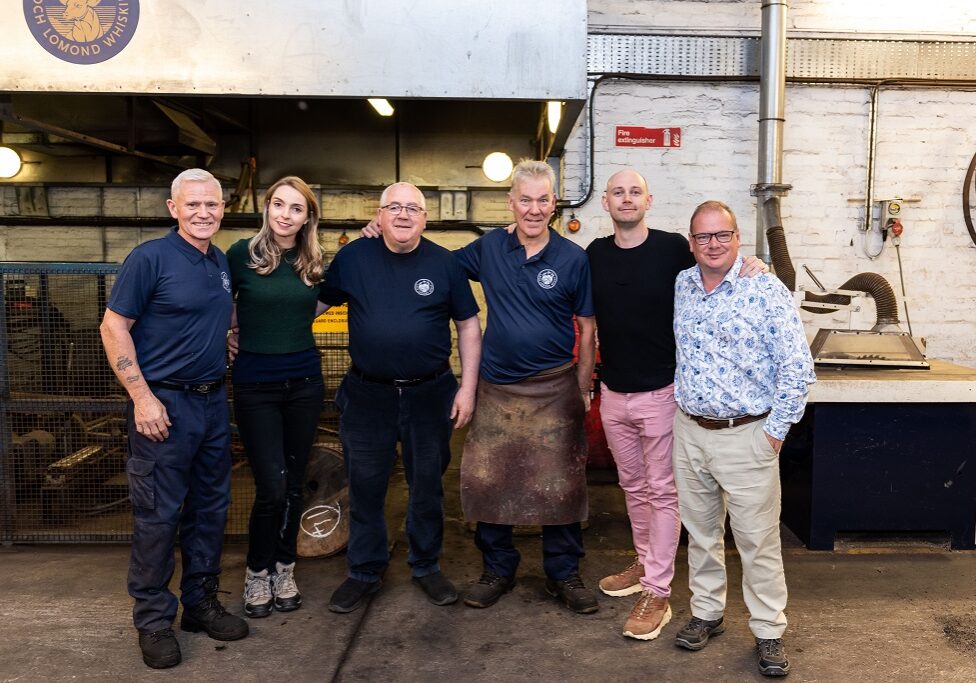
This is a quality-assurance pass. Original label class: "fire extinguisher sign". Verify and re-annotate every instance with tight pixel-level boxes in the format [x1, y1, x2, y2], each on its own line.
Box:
[615, 126, 681, 148]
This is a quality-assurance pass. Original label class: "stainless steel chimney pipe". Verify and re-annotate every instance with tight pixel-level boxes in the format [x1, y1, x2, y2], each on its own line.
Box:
[753, 0, 790, 264]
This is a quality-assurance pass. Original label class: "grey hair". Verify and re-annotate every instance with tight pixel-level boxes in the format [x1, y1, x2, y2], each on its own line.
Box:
[379, 182, 426, 209]
[171, 168, 222, 199]
[510, 159, 556, 194]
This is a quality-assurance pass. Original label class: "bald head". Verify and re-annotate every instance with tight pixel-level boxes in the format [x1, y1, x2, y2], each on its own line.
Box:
[605, 169, 648, 194]
[377, 182, 427, 254]
[601, 168, 653, 232]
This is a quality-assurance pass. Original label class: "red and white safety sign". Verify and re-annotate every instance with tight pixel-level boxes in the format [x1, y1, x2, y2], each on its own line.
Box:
[615, 126, 681, 148]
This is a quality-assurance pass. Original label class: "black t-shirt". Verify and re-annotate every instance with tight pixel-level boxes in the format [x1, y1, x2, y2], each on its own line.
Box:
[586, 229, 695, 393]
[320, 236, 479, 379]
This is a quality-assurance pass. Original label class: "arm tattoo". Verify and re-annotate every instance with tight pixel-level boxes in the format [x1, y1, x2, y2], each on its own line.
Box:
[125, 375, 142, 384]
[116, 356, 134, 372]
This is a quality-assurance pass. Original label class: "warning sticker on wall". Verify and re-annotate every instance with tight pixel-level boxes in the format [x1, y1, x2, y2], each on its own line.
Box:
[615, 126, 681, 148]
[313, 304, 348, 333]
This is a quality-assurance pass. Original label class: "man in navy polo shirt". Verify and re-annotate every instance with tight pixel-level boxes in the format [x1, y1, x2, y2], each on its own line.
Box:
[100, 168, 247, 670]
[458, 159, 599, 614]
[323, 181, 482, 614]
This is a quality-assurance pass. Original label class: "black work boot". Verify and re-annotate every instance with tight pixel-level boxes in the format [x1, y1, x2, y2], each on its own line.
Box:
[463, 572, 516, 608]
[138, 627, 181, 669]
[181, 576, 249, 641]
[544, 573, 599, 614]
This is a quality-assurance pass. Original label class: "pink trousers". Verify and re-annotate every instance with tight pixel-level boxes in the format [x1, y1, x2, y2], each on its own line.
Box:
[599, 383, 681, 597]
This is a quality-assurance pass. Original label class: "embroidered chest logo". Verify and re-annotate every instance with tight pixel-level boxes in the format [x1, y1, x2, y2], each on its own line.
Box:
[220, 272, 231, 293]
[24, 0, 140, 65]
[536, 269, 558, 290]
[414, 279, 434, 296]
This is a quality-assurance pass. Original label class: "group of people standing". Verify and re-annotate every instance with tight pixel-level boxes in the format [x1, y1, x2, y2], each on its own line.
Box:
[100, 160, 814, 678]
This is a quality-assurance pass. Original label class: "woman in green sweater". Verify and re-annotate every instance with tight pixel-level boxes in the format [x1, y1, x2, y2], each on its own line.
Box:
[227, 176, 329, 618]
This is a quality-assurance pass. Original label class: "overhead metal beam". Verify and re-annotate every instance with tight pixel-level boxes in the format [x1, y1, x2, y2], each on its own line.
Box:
[0, 101, 234, 182]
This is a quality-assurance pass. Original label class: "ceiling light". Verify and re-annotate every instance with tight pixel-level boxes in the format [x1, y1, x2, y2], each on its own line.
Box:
[547, 101, 563, 135]
[368, 98, 395, 117]
[0, 147, 22, 178]
[482, 152, 514, 183]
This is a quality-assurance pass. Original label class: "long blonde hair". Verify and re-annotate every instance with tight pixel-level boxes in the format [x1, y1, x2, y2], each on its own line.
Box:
[247, 176, 323, 285]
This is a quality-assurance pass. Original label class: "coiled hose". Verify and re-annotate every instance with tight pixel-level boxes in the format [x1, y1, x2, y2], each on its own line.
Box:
[762, 201, 900, 326]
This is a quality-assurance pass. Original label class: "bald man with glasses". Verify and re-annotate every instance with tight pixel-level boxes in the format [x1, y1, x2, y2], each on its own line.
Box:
[323, 182, 482, 613]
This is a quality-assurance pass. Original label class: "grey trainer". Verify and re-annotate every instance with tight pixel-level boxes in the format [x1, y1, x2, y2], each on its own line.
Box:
[271, 561, 302, 612]
[243, 568, 273, 618]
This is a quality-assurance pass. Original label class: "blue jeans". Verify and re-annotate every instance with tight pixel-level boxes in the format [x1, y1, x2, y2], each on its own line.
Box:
[125, 386, 231, 633]
[475, 521, 585, 581]
[336, 369, 456, 582]
[233, 375, 325, 572]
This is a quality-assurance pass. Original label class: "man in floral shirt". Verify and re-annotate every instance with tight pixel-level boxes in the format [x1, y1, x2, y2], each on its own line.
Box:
[671, 200, 815, 678]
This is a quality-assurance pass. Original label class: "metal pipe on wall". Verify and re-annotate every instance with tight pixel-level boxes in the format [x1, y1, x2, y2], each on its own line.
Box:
[754, 0, 789, 263]
[755, 1, 901, 327]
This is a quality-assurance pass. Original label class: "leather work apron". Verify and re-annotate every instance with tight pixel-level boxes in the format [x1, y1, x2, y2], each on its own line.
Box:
[460, 363, 588, 526]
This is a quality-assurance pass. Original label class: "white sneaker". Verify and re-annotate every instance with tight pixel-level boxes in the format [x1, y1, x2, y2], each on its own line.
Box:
[271, 561, 302, 612]
[243, 567, 273, 618]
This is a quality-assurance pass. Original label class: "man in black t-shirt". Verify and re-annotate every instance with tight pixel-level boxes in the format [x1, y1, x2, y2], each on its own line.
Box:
[587, 169, 764, 643]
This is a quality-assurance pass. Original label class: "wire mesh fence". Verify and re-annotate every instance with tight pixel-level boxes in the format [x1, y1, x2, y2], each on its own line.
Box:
[1, 262, 349, 543]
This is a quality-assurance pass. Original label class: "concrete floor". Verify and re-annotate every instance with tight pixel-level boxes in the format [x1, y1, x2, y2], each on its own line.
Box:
[2, 455, 976, 682]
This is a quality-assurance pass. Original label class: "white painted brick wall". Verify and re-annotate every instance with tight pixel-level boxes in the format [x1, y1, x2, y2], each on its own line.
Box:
[564, 79, 976, 367]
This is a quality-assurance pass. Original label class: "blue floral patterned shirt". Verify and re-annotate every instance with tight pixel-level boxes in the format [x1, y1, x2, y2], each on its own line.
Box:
[673, 255, 816, 440]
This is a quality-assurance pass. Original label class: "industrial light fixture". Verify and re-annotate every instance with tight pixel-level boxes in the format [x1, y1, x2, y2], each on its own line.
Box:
[547, 101, 563, 135]
[367, 98, 395, 117]
[482, 152, 514, 183]
[0, 146, 22, 178]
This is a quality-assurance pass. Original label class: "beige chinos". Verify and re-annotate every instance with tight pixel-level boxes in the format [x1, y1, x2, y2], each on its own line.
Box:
[671, 410, 788, 639]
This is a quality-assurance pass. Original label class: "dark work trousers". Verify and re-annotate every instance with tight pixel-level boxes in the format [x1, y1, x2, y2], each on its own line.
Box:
[336, 369, 457, 583]
[475, 521, 585, 581]
[233, 375, 325, 572]
[125, 386, 231, 634]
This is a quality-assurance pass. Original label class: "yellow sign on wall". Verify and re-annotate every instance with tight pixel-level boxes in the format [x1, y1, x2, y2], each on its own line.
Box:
[313, 304, 348, 333]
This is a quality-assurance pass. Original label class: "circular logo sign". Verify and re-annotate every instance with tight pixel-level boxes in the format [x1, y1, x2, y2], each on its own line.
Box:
[537, 269, 558, 289]
[300, 503, 342, 539]
[24, 0, 140, 65]
[414, 278, 434, 296]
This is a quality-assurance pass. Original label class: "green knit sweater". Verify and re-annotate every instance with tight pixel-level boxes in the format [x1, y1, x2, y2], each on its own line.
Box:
[227, 239, 322, 354]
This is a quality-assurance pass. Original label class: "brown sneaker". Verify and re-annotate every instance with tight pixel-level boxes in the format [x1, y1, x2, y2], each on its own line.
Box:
[623, 591, 672, 641]
[598, 559, 644, 597]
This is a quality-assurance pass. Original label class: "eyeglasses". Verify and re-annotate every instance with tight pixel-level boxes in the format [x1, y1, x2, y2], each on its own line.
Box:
[690, 230, 736, 245]
[381, 203, 426, 217]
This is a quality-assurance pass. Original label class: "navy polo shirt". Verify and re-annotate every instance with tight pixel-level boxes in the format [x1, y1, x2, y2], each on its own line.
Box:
[455, 228, 593, 384]
[320, 236, 479, 379]
[107, 227, 233, 383]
